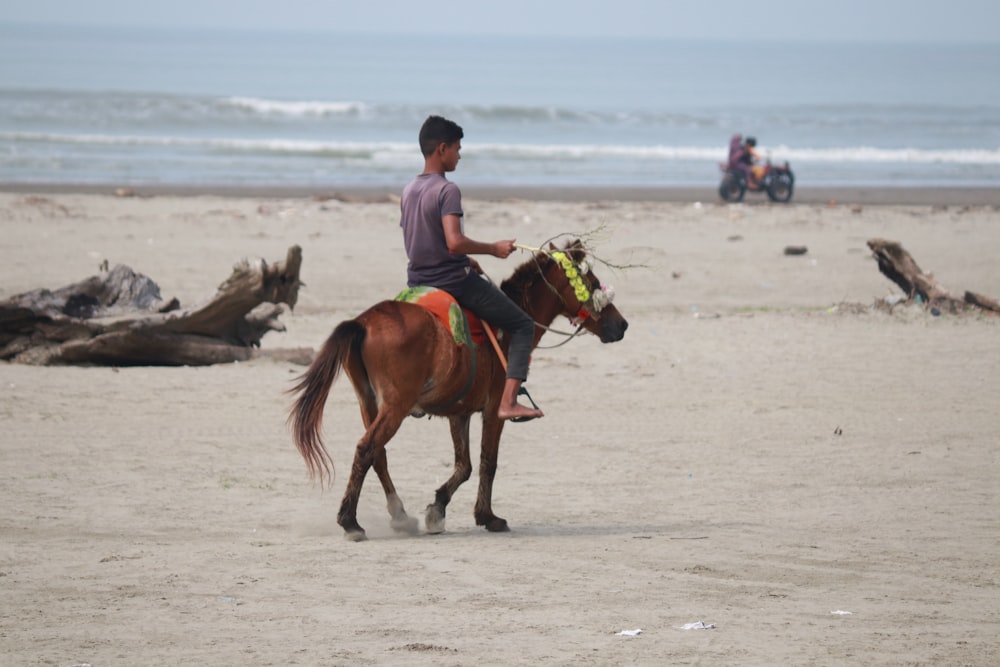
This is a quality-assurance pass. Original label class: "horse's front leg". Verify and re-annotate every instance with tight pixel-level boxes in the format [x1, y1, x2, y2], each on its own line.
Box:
[425, 414, 473, 534]
[474, 415, 509, 532]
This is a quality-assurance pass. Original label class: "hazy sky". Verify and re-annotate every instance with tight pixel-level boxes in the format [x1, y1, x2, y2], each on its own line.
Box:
[3, 0, 998, 43]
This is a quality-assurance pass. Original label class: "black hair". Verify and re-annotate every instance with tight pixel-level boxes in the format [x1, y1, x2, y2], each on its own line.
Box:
[745, 136, 757, 147]
[419, 115, 464, 157]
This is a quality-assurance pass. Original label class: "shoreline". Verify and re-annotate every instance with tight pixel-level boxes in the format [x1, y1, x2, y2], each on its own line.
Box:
[3, 182, 1000, 206]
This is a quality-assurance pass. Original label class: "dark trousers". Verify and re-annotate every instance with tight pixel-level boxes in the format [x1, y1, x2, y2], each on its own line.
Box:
[451, 272, 535, 380]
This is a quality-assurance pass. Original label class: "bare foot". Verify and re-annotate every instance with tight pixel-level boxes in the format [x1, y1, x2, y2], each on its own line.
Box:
[498, 402, 544, 422]
[498, 378, 543, 421]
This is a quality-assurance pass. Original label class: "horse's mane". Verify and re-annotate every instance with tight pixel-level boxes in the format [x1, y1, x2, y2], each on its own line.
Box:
[500, 240, 586, 304]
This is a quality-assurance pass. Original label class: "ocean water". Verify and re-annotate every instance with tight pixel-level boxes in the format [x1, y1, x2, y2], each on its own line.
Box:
[1, 23, 999, 190]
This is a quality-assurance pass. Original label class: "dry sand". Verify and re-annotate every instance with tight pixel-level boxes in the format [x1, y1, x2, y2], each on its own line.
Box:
[1, 191, 999, 666]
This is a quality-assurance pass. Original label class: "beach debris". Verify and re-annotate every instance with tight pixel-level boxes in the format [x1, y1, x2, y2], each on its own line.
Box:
[784, 245, 808, 255]
[867, 238, 1000, 315]
[831, 610, 853, 615]
[615, 628, 643, 637]
[389, 643, 458, 653]
[15, 195, 72, 217]
[677, 621, 716, 630]
[882, 294, 906, 307]
[0, 246, 309, 366]
[315, 191, 398, 204]
[690, 305, 720, 319]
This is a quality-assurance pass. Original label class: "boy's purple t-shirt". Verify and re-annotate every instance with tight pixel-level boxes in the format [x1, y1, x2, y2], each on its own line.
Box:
[400, 172, 470, 292]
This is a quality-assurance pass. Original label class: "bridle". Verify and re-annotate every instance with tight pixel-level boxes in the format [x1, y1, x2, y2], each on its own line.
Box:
[516, 245, 615, 349]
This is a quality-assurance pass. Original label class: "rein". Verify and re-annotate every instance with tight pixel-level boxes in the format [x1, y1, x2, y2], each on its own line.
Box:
[532, 321, 587, 349]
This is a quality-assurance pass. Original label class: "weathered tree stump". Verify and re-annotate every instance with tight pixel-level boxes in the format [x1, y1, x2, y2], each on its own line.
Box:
[867, 238, 998, 315]
[1, 245, 306, 365]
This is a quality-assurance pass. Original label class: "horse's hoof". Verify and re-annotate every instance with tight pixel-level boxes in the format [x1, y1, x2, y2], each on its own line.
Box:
[424, 503, 446, 534]
[391, 514, 419, 535]
[484, 517, 509, 533]
[343, 529, 368, 542]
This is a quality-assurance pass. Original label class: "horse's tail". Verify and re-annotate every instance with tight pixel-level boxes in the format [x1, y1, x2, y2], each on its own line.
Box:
[287, 319, 366, 486]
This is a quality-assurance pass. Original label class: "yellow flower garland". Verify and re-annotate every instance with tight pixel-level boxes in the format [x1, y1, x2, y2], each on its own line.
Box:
[551, 251, 591, 304]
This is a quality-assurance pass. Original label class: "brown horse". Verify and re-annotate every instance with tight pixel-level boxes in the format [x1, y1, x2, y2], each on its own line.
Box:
[288, 240, 628, 541]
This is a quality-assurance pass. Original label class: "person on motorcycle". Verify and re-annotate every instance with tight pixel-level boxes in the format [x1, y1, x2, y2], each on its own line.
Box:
[720, 134, 794, 203]
[727, 134, 759, 190]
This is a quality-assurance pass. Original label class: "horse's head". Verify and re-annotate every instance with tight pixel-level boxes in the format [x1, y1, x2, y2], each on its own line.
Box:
[540, 240, 628, 343]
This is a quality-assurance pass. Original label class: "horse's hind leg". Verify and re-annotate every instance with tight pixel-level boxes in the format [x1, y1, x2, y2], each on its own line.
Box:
[338, 412, 407, 541]
[345, 368, 416, 536]
[425, 414, 473, 534]
[372, 446, 418, 535]
[337, 440, 372, 541]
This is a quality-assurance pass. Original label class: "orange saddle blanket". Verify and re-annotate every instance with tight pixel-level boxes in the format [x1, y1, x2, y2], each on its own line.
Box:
[394, 286, 487, 346]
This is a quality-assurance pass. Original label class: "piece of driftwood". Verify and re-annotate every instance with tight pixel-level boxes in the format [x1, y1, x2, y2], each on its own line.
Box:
[867, 238, 998, 315]
[1, 245, 306, 365]
[963, 290, 1000, 314]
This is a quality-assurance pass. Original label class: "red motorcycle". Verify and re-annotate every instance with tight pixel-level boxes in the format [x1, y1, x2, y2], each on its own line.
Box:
[719, 160, 795, 203]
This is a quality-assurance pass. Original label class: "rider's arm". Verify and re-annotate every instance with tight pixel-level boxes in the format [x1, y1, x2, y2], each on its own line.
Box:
[442, 214, 515, 259]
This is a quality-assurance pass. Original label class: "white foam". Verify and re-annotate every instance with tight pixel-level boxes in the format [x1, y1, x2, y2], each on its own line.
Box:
[223, 97, 367, 116]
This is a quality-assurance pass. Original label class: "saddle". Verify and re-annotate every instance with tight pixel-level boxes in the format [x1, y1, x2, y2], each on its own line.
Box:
[394, 286, 488, 347]
[394, 286, 541, 421]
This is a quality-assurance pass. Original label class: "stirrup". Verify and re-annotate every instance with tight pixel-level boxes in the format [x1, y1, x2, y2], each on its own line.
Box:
[509, 386, 542, 423]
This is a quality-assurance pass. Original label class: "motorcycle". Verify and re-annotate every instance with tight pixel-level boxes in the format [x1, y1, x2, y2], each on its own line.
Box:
[719, 160, 795, 203]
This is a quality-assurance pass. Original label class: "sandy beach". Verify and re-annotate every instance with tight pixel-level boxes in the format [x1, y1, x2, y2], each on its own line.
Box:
[2, 189, 999, 666]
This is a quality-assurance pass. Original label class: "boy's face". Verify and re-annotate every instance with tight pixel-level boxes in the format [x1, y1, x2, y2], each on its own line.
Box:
[440, 141, 462, 172]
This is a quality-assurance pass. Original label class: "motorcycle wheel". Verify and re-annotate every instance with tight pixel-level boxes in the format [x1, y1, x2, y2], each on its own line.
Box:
[719, 172, 745, 202]
[766, 172, 794, 203]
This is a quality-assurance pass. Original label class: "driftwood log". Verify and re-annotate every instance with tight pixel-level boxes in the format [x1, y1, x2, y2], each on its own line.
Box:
[1, 245, 306, 366]
[867, 238, 1000, 314]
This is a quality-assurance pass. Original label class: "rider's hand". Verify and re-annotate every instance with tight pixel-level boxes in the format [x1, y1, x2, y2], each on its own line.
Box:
[493, 240, 516, 259]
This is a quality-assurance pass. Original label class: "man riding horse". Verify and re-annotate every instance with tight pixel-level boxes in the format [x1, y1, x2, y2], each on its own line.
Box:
[400, 115, 544, 423]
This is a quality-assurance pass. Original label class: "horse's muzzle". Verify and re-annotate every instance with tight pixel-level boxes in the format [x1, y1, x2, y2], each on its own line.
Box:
[598, 315, 628, 343]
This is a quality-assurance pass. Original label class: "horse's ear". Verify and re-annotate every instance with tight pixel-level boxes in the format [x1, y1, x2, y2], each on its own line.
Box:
[567, 239, 586, 262]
